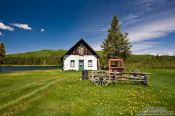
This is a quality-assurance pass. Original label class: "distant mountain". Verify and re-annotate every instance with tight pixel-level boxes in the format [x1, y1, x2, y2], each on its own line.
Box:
[7, 49, 67, 57]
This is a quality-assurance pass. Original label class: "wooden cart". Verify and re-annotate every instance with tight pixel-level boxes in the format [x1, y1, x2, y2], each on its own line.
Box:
[90, 58, 148, 86]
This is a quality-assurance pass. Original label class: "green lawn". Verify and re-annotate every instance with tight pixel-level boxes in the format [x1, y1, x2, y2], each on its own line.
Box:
[0, 69, 175, 115]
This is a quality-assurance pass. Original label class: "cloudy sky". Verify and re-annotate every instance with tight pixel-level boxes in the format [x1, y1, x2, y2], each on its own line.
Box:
[0, 0, 175, 55]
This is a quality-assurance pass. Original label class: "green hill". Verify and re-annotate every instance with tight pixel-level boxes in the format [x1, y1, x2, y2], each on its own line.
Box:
[3, 49, 175, 68]
[5, 49, 67, 66]
[7, 49, 67, 57]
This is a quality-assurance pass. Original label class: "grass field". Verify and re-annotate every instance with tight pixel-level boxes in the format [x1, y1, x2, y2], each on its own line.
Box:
[0, 69, 175, 115]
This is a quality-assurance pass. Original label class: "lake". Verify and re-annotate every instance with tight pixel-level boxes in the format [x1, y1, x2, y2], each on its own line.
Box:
[0, 66, 62, 72]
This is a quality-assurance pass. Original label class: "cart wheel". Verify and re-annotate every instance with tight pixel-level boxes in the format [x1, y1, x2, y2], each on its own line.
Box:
[93, 70, 110, 86]
[94, 78, 110, 86]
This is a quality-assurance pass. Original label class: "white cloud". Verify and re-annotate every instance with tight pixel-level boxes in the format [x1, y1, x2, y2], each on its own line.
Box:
[0, 32, 2, 36]
[89, 41, 102, 51]
[123, 12, 144, 23]
[92, 41, 175, 56]
[167, 51, 174, 56]
[123, 0, 174, 27]
[132, 42, 158, 53]
[124, 14, 139, 21]
[134, 49, 175, 56]
[92, 43, 101, 51]
[132, 41, 175, 55]
[122, 13, 144, 27]
[135, 0, 167, 12]
[40, 28, 44, 32]
[0, 22, 14, 31]
[126, 15, 175, 42]
[136, 0, 153, 11]
[11, 23, 32, 30]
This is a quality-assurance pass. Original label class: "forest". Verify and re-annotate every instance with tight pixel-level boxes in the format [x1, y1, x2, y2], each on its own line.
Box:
[2, 49, 175, 69]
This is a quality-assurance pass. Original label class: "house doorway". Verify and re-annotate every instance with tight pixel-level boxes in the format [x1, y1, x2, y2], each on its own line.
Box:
[79, 60, 84, 70]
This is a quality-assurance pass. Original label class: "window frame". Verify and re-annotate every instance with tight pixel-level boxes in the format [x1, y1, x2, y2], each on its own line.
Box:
[70, 60, 75, 67]
[88, 60, 93, 67]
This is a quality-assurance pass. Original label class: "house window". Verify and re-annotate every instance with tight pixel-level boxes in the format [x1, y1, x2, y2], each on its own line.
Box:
[88, 60, 93, 67]
[78, 47, 84, 56]
[70, 60, 75, 67]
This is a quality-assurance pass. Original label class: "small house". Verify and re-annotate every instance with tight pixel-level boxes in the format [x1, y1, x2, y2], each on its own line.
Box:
[62, 39, 100, 71]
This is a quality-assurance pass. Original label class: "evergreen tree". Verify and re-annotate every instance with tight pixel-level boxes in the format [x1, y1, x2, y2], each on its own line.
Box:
[0, 42, 6, 64]
[101, 15, 132, 59]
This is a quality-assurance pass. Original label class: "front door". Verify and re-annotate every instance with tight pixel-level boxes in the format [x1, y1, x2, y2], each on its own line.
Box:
[79, 60, 84, 70]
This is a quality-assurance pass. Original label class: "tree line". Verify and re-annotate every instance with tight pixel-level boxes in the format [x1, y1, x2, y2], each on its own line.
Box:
[0, 46, 174, 69]
[0, 42, 5, 64]
[4, 55, 62, 65]
[2, 50, 66, 65]
[97, 51, 175, 69]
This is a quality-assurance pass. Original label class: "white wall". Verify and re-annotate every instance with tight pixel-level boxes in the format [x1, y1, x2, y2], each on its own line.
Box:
[63, 55, 98, 70]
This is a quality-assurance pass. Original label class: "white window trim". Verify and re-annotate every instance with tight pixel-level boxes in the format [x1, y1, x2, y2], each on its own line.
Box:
[70, 60, 75, 67]
[88, 60, 93, 67]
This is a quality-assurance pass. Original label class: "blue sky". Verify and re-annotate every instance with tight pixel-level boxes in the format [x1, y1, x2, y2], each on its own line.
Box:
[0, 0, 175, 55]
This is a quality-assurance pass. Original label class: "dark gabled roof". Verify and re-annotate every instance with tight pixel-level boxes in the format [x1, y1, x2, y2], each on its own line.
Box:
[62, 38, 99, 58]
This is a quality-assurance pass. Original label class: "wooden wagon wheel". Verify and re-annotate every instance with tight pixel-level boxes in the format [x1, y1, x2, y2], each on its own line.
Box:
[93, 70, 110, 86]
